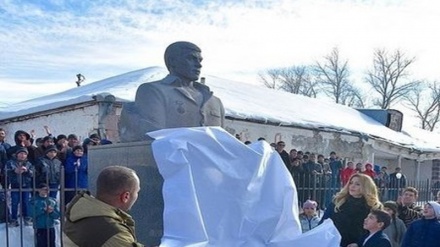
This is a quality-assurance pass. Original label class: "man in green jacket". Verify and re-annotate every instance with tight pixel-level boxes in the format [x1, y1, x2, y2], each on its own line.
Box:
[63, 166, 143, 247]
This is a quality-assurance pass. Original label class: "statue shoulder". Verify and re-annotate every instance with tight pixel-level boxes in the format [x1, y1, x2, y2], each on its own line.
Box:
[135, 81, 164, 98]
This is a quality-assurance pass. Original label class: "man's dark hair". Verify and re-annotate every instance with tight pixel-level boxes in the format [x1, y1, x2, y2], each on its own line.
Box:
[35, 137, 43, 145]
[96, 166, 138, 197]
[257, 137, 265, 141]
[370, 209, 391, 230]
[277, 141, 285, 145]
[57, 134, 67, 141]
[330, 151, 336, 155]
[89, 133, 100, 140]
[67, 134, 78, 140]
[42, 136, 54, 142]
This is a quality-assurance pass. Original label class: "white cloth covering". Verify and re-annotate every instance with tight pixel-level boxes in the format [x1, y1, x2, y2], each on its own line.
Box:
[149, 127, 341, 247]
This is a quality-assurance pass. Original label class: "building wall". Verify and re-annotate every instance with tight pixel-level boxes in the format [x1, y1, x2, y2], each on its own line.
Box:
[224, 119, 366, 161]
[1, 104, 435, 181]
[1, 105, 100, 143]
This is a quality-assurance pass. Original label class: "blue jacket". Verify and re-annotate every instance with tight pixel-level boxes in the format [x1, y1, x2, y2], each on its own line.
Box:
[6, 158, 33, 188]
[30, 194, 60, 229]
[402, 217, 440, 247]
[357, 231, 391, 247]
[64, 153, 88, 189]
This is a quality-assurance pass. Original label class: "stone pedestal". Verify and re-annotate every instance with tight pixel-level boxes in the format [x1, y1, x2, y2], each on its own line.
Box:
[88, 141, 163, 246]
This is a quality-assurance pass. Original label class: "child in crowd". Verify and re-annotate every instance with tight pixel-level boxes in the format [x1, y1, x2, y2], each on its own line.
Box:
[401, 201, 440, 247]
[6, 147, 33, 227]
[34, 145, 62, 199]
[64, 145, 88, 206]
[348, 209, 392, 247]
[383, 201, 406, 247]
[299, 199, 320, 233]
[31, 183, 60, 247]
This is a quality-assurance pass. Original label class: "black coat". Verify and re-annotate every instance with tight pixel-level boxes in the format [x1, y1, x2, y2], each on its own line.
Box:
[358, 231, 391, 247]
[320, 196, 371, 247]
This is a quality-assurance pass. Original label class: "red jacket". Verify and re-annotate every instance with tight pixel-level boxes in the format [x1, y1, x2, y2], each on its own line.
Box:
[363, 169, 376, 179]
[341, 168, 356, 186]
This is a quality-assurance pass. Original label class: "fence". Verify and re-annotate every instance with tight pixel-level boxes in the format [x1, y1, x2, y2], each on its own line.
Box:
[1, 169, 439, 246]
[1, 166, 85, 247]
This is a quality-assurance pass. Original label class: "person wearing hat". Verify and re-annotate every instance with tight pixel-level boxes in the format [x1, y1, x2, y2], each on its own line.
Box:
[34, 145, 62, 199]
[30, 183, 60, 247]
[5, 147, 34, 227]
[6, 130, 36, 163]
[34, 135, 55, 161]
[383, 201, 406, 247]
[401, 201, 440, 247]
[64, 145, 88, 206]
[299, 199, 321, 233]
[67, 134, 79, 148]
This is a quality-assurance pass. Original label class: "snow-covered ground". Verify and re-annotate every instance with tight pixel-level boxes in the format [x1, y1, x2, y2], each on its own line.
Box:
[0, 223, 61, 247]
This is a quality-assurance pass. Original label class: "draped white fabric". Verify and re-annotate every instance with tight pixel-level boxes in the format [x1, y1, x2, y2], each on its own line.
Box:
[149, 127, 341, 247]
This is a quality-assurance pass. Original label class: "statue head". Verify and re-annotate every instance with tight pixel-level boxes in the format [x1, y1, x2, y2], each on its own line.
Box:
[164, 41, 202, 82]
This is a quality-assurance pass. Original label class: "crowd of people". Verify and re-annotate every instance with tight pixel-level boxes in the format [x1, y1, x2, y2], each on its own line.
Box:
[245, 138, 440, 247]
[296, 173, 440, 247]
[2, 128, 440, 247]
[270, 140, 412, 208]
[0, 127, 112, 228]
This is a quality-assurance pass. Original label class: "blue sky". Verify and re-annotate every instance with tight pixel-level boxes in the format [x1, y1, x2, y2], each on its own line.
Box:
[1, 0, 440, 106]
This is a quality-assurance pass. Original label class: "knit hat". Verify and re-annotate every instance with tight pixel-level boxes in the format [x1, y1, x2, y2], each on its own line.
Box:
[383, 201, 398, 215]
[44, 145, 58, 154]
[15, 147, 28, 155]
[427, 201, 440, 218]
[37, 183, 48, 189]
[303, 199, 318, 209]
[72, 145, 84, 152]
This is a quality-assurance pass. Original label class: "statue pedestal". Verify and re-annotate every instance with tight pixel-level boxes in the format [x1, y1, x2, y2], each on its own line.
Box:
[88, 141, 163, 246]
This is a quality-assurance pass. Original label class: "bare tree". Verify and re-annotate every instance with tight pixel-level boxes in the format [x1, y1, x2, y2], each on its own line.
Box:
[259, 69, 279, 89]
[404, 81, 440, 131]
[314, 47, 362, 105]
[365, 49, 420, 109]
[340, 85, 365, 108]
[260, 66, 318, 98]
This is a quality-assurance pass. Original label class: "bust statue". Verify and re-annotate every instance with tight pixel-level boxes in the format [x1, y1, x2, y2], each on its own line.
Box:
[119, 41, 225, 142]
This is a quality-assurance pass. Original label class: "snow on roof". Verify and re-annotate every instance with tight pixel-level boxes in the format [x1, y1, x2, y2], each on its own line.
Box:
[1, 66, 440, 152]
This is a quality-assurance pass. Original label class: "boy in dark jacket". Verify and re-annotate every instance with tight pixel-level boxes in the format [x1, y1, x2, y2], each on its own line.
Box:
[6, 147, 33, 227]
[34, 145, 61, 199]
[348, 209, 392, 247]
[402, 201, 440, 247]
[31, 183, 60, 247]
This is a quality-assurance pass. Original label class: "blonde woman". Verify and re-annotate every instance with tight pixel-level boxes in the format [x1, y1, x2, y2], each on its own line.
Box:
[319, 173, 382, 247]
